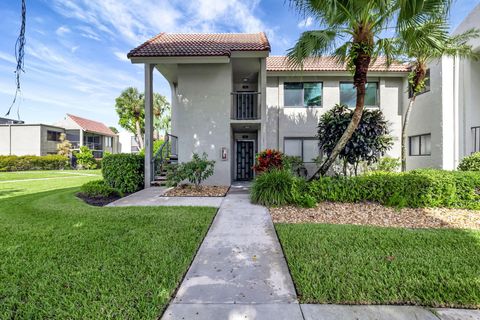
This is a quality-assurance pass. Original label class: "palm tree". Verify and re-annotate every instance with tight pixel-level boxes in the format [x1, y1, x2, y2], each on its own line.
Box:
[400, 20, 479, 171]
[287, 0, 453, 177]
[115, 87, 145, 149]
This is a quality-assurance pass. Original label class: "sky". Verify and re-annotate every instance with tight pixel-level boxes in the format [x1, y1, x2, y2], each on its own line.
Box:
[0, 0, 479, 130]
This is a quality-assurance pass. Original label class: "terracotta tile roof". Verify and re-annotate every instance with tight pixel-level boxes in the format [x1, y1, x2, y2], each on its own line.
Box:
[128, 32, 270, 58]
[266, 56, 409, 72]
[67, 114, 116, 136]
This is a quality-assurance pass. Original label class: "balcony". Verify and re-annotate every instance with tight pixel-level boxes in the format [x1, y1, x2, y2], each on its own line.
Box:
[231, 92, 260, 120]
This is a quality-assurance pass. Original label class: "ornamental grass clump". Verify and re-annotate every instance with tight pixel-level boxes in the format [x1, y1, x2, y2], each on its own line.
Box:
[251, 169, 295, 206]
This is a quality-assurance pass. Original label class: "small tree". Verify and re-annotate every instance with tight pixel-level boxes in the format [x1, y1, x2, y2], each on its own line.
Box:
[109, 126, 119, 134]
[167, 153, 215, 188]
[56, 133, 72, 156]
[318, 105, 392, 176]
[74, 146, 97, 170]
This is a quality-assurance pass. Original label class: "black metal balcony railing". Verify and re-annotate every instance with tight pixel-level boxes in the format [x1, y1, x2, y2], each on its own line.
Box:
[232, 92, 260, 120]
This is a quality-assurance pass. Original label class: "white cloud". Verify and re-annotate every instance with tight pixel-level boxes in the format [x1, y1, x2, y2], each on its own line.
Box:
[71, 46, 80, 53]
[298, 17, 313, 28]
[56, 25, 71, 36]
[113, 51, 129, 62]
[0, 51, 16, 64]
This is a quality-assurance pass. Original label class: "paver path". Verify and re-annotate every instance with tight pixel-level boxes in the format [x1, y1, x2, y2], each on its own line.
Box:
[161, 191, 303, 319]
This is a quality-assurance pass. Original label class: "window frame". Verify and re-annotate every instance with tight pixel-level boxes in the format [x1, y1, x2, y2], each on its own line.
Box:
[46, 130, 61, 142]
[339, 81, 380, 108]
[409, 133, 431, 156]
[283, 137, 319, 163]
[283, 82, 323, 108]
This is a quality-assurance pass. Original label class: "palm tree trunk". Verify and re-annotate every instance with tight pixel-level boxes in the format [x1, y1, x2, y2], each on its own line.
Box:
[135, 120, 144, 149]
[310, 82, 366, 179]
[401, 97, 416, 171]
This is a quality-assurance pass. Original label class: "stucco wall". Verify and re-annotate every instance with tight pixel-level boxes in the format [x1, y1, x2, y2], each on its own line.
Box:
[266, 74, 404, 164]
[172, 63, 232, 185]
[404, 59, 445, 170]
[0, 125, 42, 156]
[40, 125, 65, 155]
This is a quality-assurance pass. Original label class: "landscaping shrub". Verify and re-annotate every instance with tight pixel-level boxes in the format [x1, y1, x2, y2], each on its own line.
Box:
[458, 152, 480, 171]
[79, 180, 121, 198]
[251, 169, 295, 206]
[166, 153, 215, 187]
[373, 156, 401, 172]
[253, 149, 283, 173]
[0, 155, 70, 171]
[74, 146, 97, 169]
[283, 155, 307, 177]
[102, 154, 144, 193]
[307, 169, 480, 209]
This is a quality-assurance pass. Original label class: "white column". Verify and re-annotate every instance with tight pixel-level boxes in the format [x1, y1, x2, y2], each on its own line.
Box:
[144, 63, 154, 188]
[260, 57, 267, 150]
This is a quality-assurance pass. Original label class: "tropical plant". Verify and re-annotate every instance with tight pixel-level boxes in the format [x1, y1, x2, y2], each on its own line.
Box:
[287, 0, 454, 178]
[251, 169, 296, 206]
[283, 155, 308, 177]
[318, 105, 393, 176]
[74, 146, 97, 170]
[56, 133, 72, 156]
[400, 21, 480, 171]
[167, 153, 215, 188]
[115, 87, 170, 149]
[109, 126, 119, 134]
[253, 149, 283, 173]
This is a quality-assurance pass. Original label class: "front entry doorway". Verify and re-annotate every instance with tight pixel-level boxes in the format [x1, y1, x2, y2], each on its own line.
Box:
[236, 140, 255, 181]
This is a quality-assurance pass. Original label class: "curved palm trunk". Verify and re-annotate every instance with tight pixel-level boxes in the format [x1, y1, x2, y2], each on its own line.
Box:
[310, 51, 371, 179]
[135, 120, 144, 149]
[401, 97, 416, 171]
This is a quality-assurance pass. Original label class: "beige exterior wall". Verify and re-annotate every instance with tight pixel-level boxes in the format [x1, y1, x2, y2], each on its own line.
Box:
[0, 124, 64, 156]
[172, 63, 232, 185]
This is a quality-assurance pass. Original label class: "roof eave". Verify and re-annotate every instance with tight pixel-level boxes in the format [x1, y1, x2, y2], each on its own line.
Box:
[129, 55, 231, 64]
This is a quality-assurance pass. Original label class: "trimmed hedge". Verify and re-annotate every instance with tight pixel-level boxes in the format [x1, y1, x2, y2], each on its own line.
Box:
[458, 152, 480, 171]
[0, 155, 70, 171]
[308, 169, 480, 209]
[251, 168, 480, 209]
[79, 180, 121, 198]
[102, 154, 144, 193]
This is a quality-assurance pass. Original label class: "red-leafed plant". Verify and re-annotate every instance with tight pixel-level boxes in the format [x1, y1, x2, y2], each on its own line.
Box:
[253, 149, 283, 173]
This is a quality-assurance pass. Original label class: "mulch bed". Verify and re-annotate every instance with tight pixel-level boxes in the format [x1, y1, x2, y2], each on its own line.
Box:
[163, 185, 229, 197]
[76, 193, 122, 207]
[270, 202, 480, 230]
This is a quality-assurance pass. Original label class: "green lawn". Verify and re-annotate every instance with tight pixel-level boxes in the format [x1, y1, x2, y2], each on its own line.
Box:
[0, 171, 216, 319]
[276, 223, 480, 308]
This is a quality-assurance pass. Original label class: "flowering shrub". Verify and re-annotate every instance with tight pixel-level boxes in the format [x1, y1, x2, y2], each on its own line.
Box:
[253, 149, 283, 173]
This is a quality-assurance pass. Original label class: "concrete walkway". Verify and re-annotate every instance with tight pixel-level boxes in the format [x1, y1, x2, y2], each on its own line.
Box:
[162, 188, 302, 319]
[107, 187, 224, 207]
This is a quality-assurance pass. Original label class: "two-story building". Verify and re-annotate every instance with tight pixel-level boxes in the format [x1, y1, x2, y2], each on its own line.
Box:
[127, 27, 479, 186]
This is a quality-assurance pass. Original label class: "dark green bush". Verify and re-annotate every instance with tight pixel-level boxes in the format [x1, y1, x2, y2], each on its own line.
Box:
[458, 152, 480, 171]
[166, 153, 215, 187]
[0, 155, 70, 171]
[307, 169, 480, 209]
[102, 154, 144, 193]
[79, 180, 121, 198]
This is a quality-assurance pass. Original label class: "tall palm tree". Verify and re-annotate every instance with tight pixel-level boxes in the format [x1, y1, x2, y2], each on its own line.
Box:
[400, 20, 479, 171]
[287, 0, 452, 177]
[115, 87, 145, 149]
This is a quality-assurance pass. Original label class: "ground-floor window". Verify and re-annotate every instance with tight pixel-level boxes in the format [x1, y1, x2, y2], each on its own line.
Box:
[409, 133, 431, 156]
[284, 137, 319, 162]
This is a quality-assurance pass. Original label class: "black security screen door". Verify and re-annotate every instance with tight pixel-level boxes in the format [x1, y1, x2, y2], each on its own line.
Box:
[236, 141, 254, 181]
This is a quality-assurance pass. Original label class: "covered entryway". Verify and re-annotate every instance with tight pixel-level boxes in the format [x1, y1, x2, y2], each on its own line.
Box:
[232, 127, 258, 182]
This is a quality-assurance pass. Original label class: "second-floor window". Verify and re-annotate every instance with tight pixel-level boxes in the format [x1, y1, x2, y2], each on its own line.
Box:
[47, 130, 61, 142]
[409, 133, 431, 156]
[284, 82, 323, 107]
[105, 136, 113, 147]
[340, 82, 379, 108]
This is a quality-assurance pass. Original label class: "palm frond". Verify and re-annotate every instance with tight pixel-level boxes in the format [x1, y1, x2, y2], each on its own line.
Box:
[286, 29, 339, 67]
[374, 37, 401, 66]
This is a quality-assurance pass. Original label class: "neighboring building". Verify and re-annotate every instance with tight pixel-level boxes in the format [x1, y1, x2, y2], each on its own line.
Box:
[404, 4, 480, 170]
[54, 114, 120, 158]
[119, 130, 140, 153]
[0, 114, 119, 158]
[128, 6, 480, 186]
[0, 124, 66, 156]
[0, 117, 24, 124]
